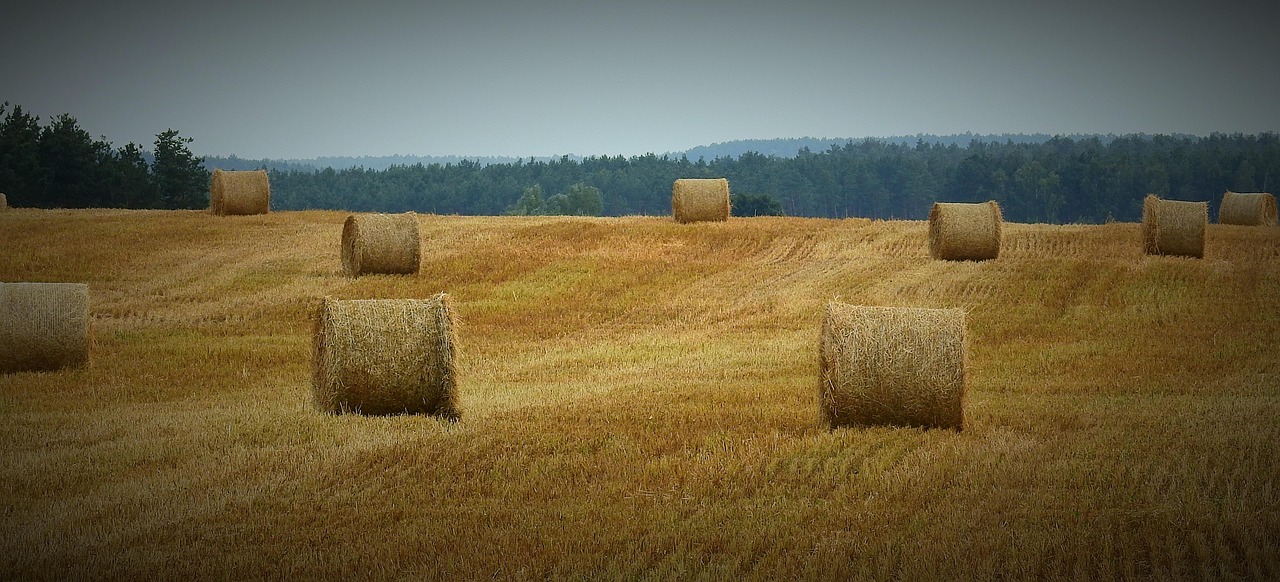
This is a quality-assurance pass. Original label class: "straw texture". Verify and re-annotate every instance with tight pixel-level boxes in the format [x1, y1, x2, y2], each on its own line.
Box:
[672, 178, 731, 223]
[929, 201, 1002, 260]
[312, 294, 458, 417]
[819, 303, 966, 430]
[210, 169, 270, 215]
[1143, 195, 1207, 258]
[1219, 191, 1278, 226]
[341, 213, 422, 277]
[0, 283, 90, 373]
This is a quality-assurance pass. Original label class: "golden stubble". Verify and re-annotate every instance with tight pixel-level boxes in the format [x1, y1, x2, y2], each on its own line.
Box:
[1, 209, 1278, 579]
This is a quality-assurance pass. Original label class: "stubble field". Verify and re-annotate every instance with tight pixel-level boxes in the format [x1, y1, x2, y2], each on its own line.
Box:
[1, 209, 1278, 579]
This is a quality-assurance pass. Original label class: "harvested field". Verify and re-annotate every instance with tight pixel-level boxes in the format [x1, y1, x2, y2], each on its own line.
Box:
[1, 210, 1278, 579]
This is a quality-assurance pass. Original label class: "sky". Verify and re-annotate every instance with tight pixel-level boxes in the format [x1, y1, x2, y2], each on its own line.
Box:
[3, 0, 1278, 159]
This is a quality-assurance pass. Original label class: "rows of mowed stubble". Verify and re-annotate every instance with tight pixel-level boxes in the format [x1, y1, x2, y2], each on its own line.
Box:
[1, 208, 1279, 579]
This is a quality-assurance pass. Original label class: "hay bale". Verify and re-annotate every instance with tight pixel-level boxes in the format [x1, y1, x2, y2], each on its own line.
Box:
[0, 193, 8, 211]
[0, 283, 89, 373]
[1143, 194, 1206, 258]
[210, 169, 270, 215]
[1219, 191, 1278, 226]
[672, 178, 730, 223]
[341, 213, 421, 277]
[312, 293, 458, 417]
[818, 303, 966, 430]
[928, 201, 1002, 260]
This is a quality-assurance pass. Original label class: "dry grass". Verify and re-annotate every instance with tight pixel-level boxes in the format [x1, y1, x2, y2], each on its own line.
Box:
[672, 178, 730, 223]
[210, 170, 270, 216]
[1, 209, 1279, 579]
[1143, 194, 1207, 258]
[1219, 191, 1278, 227]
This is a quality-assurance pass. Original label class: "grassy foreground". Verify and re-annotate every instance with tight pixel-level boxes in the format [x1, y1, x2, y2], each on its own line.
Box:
[1, 209, 1278, 579]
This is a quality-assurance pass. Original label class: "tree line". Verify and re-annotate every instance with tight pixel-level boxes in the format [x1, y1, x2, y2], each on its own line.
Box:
[0, 102, 208, 209]
[268, 133, 1278, 223]
[4, 100, 1276, 223]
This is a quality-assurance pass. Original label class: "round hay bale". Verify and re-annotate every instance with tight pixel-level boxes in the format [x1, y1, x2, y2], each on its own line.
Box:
[672, 178, 730, 223]
[1142, 194, 1206, 258]
[0, 193, 8, 211]
[0, 283, 90, 373]
[312, 294, 458, 418]
[341, 213, 421, 277]
[210, 169, 270, 215]
[928, 201, 1002, 261]
[1219, 191, 1278, 226]
[819, 303, 966, 431]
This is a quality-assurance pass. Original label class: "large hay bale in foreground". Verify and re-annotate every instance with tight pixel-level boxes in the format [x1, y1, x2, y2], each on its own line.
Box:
[1219, 191, 1278, 226]
[819, 303, 966, 430]
[0, 283, 89, 373]
[672, 178, 730, 223]
[341, 213, 421, 277]
[928, 201, 1002, 260]
[313, 294, 458, 417]
[1143, 194, 1206, 258]
[210, 169, 270, 215]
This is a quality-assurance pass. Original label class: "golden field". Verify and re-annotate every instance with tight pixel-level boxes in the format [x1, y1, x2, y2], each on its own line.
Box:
[1, 208, 1278, 579]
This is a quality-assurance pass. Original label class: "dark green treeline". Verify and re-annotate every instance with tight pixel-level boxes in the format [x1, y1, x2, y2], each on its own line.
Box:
[269, 134, 1279, 223]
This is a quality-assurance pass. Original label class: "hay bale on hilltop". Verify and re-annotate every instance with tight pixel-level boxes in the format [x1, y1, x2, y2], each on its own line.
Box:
[672, 178, 730, 223]
[341, 213, 421, 277]
[928, 201, 1002, 260]
[210, 169, 270, 215]
[1219, 191, 1277, 226]
[1143, 194, 1206, 258]
[819, 303, 966, 430]
[312, 294, 458, 418]
[0, 283, 90, 373]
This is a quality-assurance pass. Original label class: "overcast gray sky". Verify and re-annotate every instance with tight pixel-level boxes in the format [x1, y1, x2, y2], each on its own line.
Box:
[3, 0, 1277, 158]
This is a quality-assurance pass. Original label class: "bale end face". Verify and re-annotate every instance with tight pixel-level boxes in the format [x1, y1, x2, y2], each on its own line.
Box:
[928, 201, 1002, 261]
[0, 283, 90, 373]
[672, 178, 731, 223]
[312, 294, 458, 418]
[819, 303, 966, 430]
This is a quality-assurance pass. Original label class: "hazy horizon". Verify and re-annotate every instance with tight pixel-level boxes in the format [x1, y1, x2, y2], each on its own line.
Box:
[5, 0, 1278, 159]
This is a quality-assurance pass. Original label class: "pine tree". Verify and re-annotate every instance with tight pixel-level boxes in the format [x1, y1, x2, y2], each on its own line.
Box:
[152, 129, 209, 209]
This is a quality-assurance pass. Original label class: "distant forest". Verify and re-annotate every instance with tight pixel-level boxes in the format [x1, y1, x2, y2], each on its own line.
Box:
[262, 133, 1278, 223]
[3, 100, 1277, 223]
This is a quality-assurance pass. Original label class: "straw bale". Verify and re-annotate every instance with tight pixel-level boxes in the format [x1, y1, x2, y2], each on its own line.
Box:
[210, 169, 270, 215]
[341, 213, 421, 277]
[819, 303, 966, 430]
[1142, 194, 1206, 258]
[312, 293, 458, 417]
[928, 201, 1002, 260]
[0, 283, 90, 373]
[672, 178, 730, 223]
[0, 193, 7, 211]
[1219, 191, 1278, 226]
